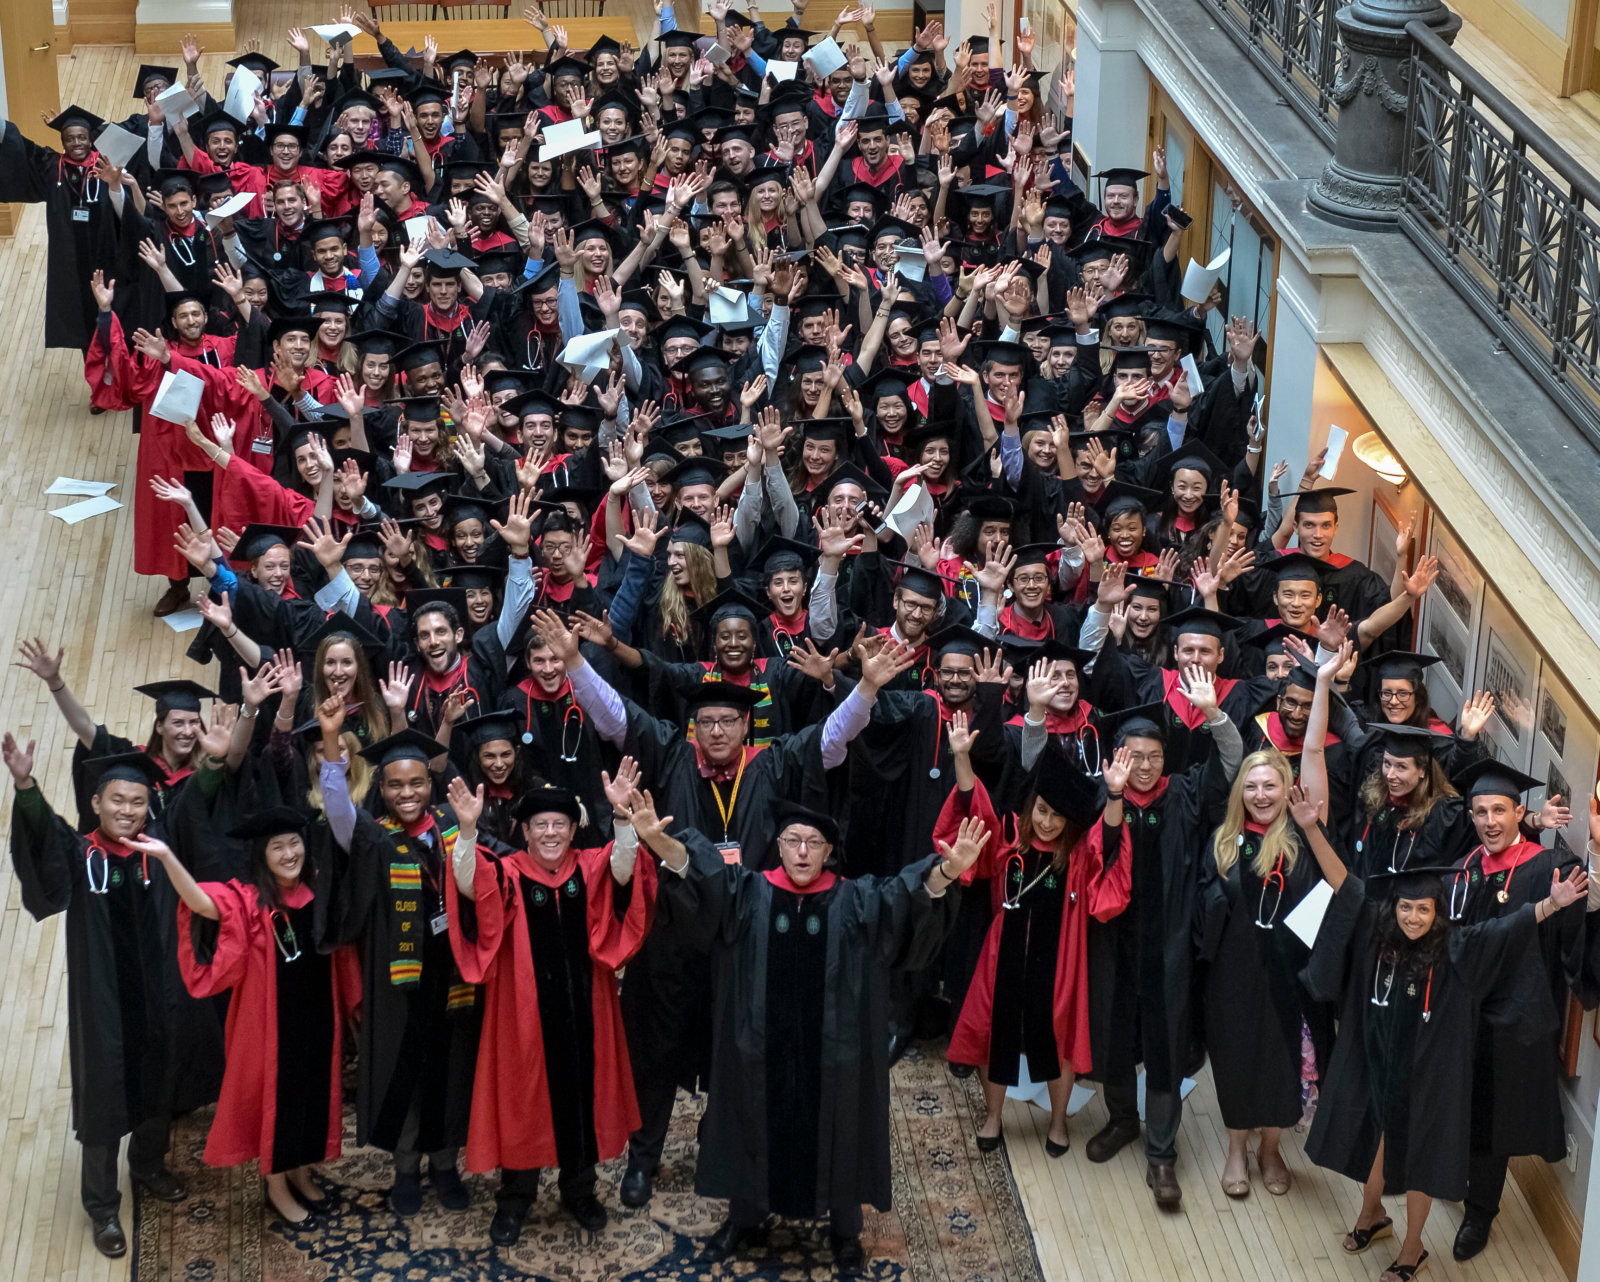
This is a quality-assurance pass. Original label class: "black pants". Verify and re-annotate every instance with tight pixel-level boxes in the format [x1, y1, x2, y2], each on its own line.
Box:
[729, 1194, 863, 1238]
[81, 1114, 170, 1220]
[496, 1164, 596, 1218]
[1465, 1149, 1510, 1223]
[627, 1076, 679, 1174]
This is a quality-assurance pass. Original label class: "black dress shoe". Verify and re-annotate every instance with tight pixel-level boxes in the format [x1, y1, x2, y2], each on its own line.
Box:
[489, 1207, 523, 1246]
[91, 1215, 127, 1258]
[887, 1032, 909, 1067]
[831, 1232, 867, 1276]
[132, 1166, 187, 1202]
[1453, 1214, 1493, 1261]
[619, 1164, 653, 1208]
[702, 1217, 753, 1263]
[949, 1062, 975, 1079]
[391, 1171, 423, 1217]
[430, 1165, 469, 1212]
[1084, 1119, 1142, 1164]
[563, 1192, 607, 1232]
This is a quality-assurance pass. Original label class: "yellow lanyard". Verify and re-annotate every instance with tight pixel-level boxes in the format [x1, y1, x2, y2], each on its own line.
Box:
[708, 750, 749, 842]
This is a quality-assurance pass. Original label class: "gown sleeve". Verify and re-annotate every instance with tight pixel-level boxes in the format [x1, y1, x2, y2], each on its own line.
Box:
[582, 845, 658, 970]
[8, 785, 80, 919]
[446, 844, 513, 983]
[1194, 840, 1228, 962]
[177, 880, 257, 997]
[1299, 872, 1371, 1004]
[931, 779, 1005, 883]
[656, 826, 760, 951]
[1083, 815, 1133, 921]
[863, 853, 960, 971]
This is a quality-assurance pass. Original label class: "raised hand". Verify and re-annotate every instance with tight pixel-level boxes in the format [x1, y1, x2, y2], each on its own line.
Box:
[936, 814, 992, 879]
[784, 637, 840, 684]
[13, 637, 64, 686]
[2, 731, 36, 785]
[601, 757, 641, 814]
[1102, 745, 1134, 794]
[380, 661, 414, 712]
[1182, 663, 1218, 716]
[946, 709, 978, 757]
[530, 608, 582, 665]
[1459, 689, 1495, 740]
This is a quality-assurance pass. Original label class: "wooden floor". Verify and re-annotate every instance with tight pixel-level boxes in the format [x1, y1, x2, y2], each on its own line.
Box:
[0, 16, 1580, 1282]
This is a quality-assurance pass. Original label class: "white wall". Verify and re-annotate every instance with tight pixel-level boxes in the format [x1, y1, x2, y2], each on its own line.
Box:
[134, 0, 231, 27]
[1073, 0, 1147, 177]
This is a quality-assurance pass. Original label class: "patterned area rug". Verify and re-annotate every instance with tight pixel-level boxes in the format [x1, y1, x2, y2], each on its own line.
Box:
[134, 1043, 1043, 1282]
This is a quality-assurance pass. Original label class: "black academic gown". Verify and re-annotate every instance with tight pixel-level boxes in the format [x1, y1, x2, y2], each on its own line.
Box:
[844, 684, 1007, 878]
[8, 787, 224, 1146]
[0, 125, 122, 349]
[662, 828, 960, 1216]
[319, 804, 482, 1153]
[1197, 819, 1338, 1130]
[1084, 744, 1233, 1093]
[1451, 840, 1584, 1166]
[1097, 644, 1277, 775]
[614, 694, 840, 1101]
[1303, 874, 1550, 1202]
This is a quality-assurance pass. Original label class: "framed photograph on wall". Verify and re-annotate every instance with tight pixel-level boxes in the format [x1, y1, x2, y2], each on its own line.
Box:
[1471, 587, 1540, 770]
[1527, 663, 1597, 852]
[1369, 494, 1402, 588]
[1428, 522, 1481, 633]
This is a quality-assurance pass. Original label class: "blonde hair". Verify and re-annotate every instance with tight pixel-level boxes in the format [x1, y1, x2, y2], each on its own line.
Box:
[313, 634, 388, 739]
[573, 245, 614, 295]
[306, 731, 374, 812]
[659, 541, 717, 643]
[1212, 749, 1300, 879]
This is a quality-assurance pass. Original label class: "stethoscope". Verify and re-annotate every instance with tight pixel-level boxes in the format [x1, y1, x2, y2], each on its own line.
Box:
[1002, 850, 1067, 911]
[270, 909, 302, 961]
[1371, 953, 1434, 1022]
[85, 838, 151, 895]
[524, 687, 585, 761]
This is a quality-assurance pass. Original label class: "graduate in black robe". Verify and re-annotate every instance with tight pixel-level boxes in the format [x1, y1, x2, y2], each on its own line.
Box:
[536, 607, 916, 1206]
[1302, 859, 1586, 1280]
[4, 739, 204, 1259]
[0, 108, 124, 350]
[635, 796, 974, 1276]
[316, 727, 485, 1217]
[1444, 760, 1588, 1262]
[1196, 645, 1348, 1200]
[1079, 683, 1242, 1211]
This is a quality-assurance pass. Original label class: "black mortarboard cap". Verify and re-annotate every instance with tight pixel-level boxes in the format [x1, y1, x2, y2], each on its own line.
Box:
[135, 679, 215, 714]
[1455, 759, 1544, 801]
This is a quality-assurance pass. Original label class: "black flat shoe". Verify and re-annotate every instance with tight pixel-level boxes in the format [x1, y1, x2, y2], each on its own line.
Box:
[702, 1217, 753, 1263]
[619, 1164, 652, 1208]
[976, 1131, 1003, 1153]
[489, 1207, 522, 1246]
[132, 1166, 187, 1202]
[269, 1209, 326, 1232]
[1342, 1217, 1393, 1254]
[563, 1192, 607, 1232]
[831, 1232, 866, 1277]
[949, 1062, 975, 1079]
[429, 1165, 469, 1212]
[91, 1215, 126, 1258]
[1453, 1215, 1491, 1261]
[1045, 1135, 1070, 1158]
[291, 1188, 333, 1213]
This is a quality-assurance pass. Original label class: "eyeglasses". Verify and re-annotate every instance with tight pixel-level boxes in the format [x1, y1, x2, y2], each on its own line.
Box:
[778, 835, 829, 852]
[1013, 574, 1050, 588]
[695, 715, 745, 731]
[1379, 690, 1416, 704]
[900, 601, 936, 616]
[936, 668, 977, 679]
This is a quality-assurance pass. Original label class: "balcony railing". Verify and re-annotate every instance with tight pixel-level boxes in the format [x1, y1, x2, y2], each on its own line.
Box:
[1399, 19, 1600, 445]
[1200, 0, 1342, 146]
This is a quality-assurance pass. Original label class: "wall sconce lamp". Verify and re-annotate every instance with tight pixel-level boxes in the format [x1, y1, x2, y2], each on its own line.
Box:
[1352, 432, 1408, 486]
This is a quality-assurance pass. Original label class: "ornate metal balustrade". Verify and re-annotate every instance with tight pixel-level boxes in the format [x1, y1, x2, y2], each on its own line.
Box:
[1200, 0, 1343, 146]
[1400, 19, 1600, 445]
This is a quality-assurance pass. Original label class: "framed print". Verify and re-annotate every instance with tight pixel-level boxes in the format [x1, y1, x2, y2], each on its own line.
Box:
[1428, 522, 1481, 633]
[1425, 615, 1468, 691]
[1528, 662, 1597, 851]
[1540, 688, 1568, 757]
[1482, 628, 1533, 748]
[1369, 495, 1401, 588]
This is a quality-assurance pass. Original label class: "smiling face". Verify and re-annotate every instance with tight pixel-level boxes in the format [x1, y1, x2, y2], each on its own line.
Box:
[1173, 630, 1223, 676]
[1106, 511, 1145, 560]
[934, 652, 978, 707]
[713, 618, 756, 673]
[918, 437, 951, 481]
[1382, 751, 1425, 801]
[263, 831, 307, 886]
[273, 329, 313, 371]
[170, 299, 207, 343]
[321, 639, 358, 700]
[1011, 560, 1052, 613]
[1171, 467, 1207, 515]
[1396, 895, 1437, 941]
[254, 545, 293, 595]
[1470, 793, 1528, 855]
[526, 639, 567, 694]
[1123, 734, 1165, 791]
[1103, 181, 1138, 222]
[801, 437, 837, 480]
[451, 516, 486, 563]
[92, 778, 151, 841]
[1030, 794, 1066, 844]
[1276, 681, 1314, 739]
[1294, 509, 1338, 559]
[381, 759, 432, 824]
[415, 608, 463, 673]
[766, 568, 805, 617]
[1273, 575, 1322, 629]
[478, 739, 516, 787]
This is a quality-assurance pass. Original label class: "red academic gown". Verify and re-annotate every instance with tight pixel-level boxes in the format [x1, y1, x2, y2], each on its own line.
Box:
[940, 778, 1130, 1073]
[211, 452, 316, 537]
[168, 350, 338, 475]
[446, 843, 656, 1172]
[84, 312, 233, 577]
[176, 880, 358, 1168]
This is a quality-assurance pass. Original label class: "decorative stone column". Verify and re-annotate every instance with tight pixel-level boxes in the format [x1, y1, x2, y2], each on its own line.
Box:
[1308, 0, 1460, 230]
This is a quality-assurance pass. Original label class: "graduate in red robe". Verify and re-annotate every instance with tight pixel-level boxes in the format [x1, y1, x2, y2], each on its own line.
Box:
[936, 713, 1131, 1157]
[443, 766, 656, 1247]
[140, 806, 352, 1228]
